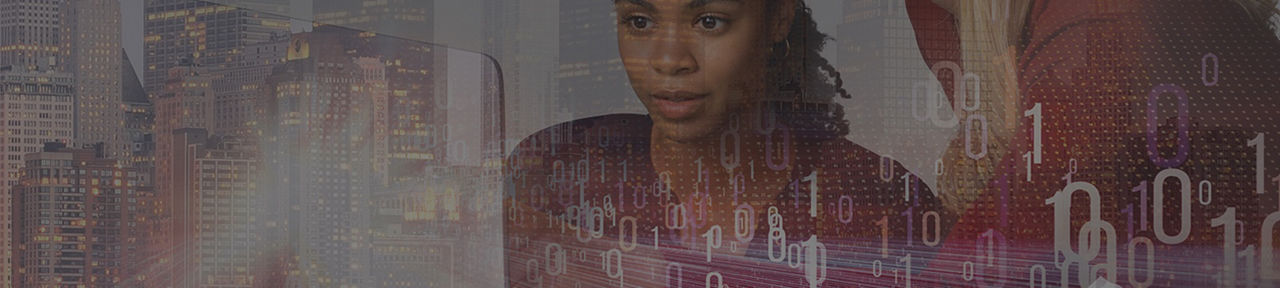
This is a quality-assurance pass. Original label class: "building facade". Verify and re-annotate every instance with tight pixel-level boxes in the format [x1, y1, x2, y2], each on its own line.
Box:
[0, 70, 75, 287]
[313, 0, 434, 43]
[0, 0, 62, 72]
[142, 0, 290, 101]
[154, 65, 216, 288]
[180, 130, 261, 288]
[256, 28, 387, 287]
[556, 0, 638, 116]
[10, 144, 142, 288]
[61, 0, 127, 160]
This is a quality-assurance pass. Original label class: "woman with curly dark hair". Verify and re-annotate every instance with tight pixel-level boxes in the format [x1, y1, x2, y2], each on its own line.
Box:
[503, 0, 951, 286]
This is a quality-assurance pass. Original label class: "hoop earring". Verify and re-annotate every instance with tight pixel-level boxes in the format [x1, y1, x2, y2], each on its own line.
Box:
[770, 39, 791, 59]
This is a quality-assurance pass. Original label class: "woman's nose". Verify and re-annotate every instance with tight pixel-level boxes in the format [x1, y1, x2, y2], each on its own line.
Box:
[649, 31, 699, 76]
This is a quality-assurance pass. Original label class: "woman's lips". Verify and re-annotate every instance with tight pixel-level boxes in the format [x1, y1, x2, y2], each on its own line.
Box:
[651, 91, 708, 120]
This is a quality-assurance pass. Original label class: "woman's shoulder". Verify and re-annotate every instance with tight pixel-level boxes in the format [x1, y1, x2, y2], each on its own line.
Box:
[800, 137, 944, 211]
[507, 114, 652, 177]
[512, 114, 651, 150]
[802, 136, 889, 173]
[509, 114, 650, 156]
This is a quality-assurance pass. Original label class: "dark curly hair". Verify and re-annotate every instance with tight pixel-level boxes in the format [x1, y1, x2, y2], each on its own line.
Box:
[763, 0, 854, 140]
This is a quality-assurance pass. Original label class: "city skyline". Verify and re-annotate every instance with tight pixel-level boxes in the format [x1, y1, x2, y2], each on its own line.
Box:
[2, 0, 509, 287]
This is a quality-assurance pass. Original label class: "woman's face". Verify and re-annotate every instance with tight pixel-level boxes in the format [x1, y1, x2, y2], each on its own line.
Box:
[615, 0, 788, 143]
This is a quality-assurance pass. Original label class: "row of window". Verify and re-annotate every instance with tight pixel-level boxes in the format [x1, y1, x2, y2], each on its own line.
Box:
[6, 128, 71, 137]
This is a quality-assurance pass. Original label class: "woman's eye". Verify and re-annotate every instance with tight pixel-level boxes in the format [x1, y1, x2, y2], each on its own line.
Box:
[625, 16, 653, 30]
[695, 16, 727, 31]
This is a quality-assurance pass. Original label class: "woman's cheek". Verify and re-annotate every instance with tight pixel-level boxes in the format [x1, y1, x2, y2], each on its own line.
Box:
[705, 42, 754, 86]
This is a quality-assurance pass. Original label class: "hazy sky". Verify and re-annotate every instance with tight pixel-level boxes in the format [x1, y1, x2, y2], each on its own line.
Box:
[121, 0, 142, 81]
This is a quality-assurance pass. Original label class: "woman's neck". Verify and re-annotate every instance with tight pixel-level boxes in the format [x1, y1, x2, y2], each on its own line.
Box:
[648, 108, 796, 206]
[649, 123, 726, 195]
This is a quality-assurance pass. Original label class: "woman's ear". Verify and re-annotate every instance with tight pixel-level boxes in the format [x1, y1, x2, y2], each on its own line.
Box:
[770, 0, 798, 43]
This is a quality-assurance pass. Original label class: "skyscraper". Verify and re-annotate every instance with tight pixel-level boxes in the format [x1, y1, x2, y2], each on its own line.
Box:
[209, 34, 289, 138]
[254, 24, 506, 286]
[124, 49, 154, 162]
[144, 3, 289, 285]
[154, 64, 215, 288]
[369, 181, 460, 288]
[142, 0, 290, 140]
[557, 0, 639, 117]
[483, 0, 563, 146]
[165, 129, 261, 288]
[0, 69, 75, 287]
[256, 27, 387, 286]
[10, 143, 142, 288]
[61, 0, 127, 160]
[1, 0, 129, 165]
[121, 48, 159, 288]
[313, 0, 449, 186]
[142, 0, 290, 101]
[0, 3, 130, 283]
[313, 0, 433, 42]
[0, 0, 62, 72]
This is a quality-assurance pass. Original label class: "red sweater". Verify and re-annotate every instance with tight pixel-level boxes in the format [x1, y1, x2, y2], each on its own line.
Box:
[911, 0, 1280, 287]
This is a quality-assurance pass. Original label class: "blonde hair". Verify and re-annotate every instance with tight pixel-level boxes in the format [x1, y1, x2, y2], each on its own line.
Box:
[935, 0, 1030, 213]
[936, 0, 1280, 213]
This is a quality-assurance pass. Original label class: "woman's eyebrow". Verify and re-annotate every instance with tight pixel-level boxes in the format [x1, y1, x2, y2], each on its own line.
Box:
[614, 0, 741, 10]
[687, 0, 742, 9]
[614, 0, 656, 10]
